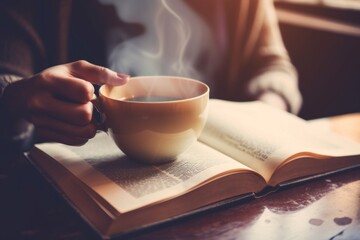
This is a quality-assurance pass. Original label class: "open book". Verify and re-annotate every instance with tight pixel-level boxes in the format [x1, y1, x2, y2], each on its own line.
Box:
[28, 100, 360, 239]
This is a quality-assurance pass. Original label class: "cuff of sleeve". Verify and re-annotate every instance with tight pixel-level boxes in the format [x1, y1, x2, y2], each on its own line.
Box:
[246, 71, 302, 114]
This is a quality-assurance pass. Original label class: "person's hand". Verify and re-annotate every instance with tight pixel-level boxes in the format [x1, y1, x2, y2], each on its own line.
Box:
[0, 60, 129, 145]
[257, 91, 288, 112]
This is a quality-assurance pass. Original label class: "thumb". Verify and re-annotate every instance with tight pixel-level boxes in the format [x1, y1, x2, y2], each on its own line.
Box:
[66, 60, 129, 86]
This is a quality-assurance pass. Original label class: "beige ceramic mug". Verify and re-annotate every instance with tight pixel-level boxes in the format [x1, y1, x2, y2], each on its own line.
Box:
[93, 76, 209, 164]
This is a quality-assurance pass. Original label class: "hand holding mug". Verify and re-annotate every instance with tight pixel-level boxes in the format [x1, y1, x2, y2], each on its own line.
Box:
[0, 60, 129, 146]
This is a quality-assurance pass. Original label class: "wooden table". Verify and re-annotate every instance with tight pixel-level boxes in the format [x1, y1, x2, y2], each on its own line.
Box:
[1, 114, 359, 240]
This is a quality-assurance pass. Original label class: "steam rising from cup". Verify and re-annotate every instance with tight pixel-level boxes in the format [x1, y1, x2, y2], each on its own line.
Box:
[99, 0, 219, 83]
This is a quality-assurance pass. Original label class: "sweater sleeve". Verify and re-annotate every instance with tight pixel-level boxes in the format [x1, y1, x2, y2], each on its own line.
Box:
[0, 0, 46, 77]
[244, 0, 302, 114]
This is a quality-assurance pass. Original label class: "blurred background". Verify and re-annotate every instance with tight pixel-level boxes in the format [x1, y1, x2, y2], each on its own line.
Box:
[274, 0, 360, 119]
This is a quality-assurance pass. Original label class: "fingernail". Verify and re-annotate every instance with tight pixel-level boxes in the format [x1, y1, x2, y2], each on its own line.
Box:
[105, 72, 130, 86]
[117, 73, 130, 82]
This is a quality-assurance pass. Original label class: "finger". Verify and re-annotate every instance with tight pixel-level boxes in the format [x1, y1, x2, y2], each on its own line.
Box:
[28, 94, 93, 126]
[50, 100, 93, 126]
[30, 115, 97, 139]
[35, 127, 90, 146]
[36, 72, 95, 103]
[66, 60, 129, 86]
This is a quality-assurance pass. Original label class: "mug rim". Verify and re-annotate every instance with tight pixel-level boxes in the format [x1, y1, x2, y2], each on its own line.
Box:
[99, 75, 209, 104]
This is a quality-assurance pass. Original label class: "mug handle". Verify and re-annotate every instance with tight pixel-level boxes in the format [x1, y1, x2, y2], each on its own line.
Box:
[91, 94, 108, 132]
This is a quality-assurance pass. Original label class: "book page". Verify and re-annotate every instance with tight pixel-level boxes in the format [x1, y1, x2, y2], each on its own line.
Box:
[308, 114, 360, 144]
[35, 132, 254, 213]
[200, 100, 360, 182]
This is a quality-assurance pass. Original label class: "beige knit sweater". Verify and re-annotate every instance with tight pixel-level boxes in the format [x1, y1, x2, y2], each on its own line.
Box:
[0, 0, 302, 113]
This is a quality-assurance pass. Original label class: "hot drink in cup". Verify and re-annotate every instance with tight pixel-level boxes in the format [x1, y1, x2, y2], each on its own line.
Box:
[94, 76, 209, 164]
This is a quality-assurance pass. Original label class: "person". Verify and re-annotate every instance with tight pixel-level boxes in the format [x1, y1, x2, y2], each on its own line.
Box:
[0, 0, 302, 154]
[0, 61, 129, 152]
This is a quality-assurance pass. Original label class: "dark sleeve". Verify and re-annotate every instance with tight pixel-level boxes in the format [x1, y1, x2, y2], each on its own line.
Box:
[0, 1, 45, 156]
[0, 0, 46, 77]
